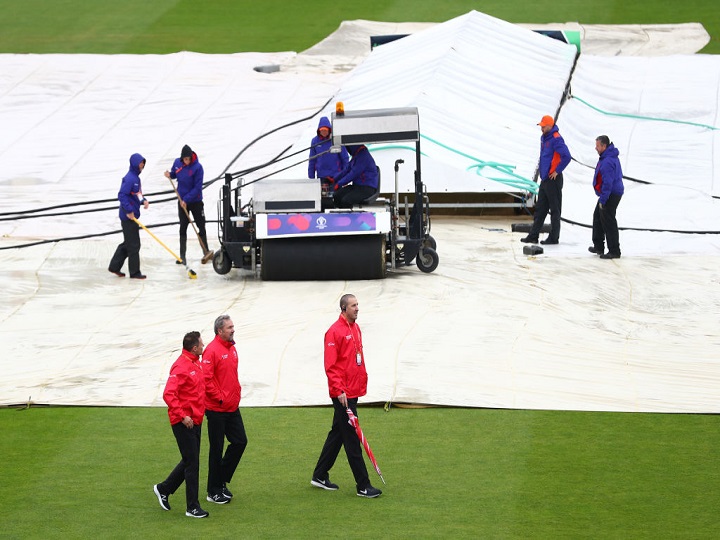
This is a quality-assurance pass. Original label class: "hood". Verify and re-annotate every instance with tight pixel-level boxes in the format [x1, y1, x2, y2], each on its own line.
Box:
[345, 144, 364, 156]
[601, 144, 619, 160]
[316, 116, 332, 137]
[129, 153, 146, 174]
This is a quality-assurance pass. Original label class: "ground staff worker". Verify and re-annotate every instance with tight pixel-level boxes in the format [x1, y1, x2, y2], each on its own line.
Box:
[308, 116, 349, 193]
[332, 145, 379, 208]
[153, 331, 209, 519]
[311, 294, 382, 498]
[521, 115, 572, 245]
[590, 135, 625, 259]
[108, 153, 149, 280]
[164, 144, 210, 265]
[202, 315, 247, 504]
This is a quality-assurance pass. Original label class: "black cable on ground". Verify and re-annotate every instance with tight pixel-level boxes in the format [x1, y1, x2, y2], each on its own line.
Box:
[560, 216, 720, 235]
[0, 221, 182, 251]
[1, 98, 335, 248]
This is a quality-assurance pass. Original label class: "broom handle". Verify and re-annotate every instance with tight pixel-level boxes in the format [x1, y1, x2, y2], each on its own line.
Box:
[166, 177, 209, 254]
[132, 218, 183, 263]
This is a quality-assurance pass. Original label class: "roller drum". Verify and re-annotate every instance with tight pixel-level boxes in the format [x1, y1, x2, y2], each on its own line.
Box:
[261, 235, 386, 280]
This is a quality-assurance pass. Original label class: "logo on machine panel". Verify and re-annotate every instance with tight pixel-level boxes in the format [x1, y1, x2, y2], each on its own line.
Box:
[315, 216, 328, 230]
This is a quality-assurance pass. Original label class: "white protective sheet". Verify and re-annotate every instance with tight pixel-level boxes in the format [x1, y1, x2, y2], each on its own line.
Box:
[1, 12, 719, 412]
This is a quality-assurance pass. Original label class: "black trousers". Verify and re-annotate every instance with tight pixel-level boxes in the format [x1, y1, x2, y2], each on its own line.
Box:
[333, 185, 376, 208]
[528, 174, 563, 241]
[205, 409, 247, 495]
[592, 193, 622, 255]
[313, 398, 370, 490]
[158, 422, 202, 511]
[109, 219, 141, 275]
[178, 200, 209, 257]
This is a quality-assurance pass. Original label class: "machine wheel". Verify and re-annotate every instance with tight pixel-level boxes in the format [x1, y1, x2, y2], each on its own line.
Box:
[416, 246, 439, 273]
[213, 249, 232, 275]
[423, 235, 437, 251]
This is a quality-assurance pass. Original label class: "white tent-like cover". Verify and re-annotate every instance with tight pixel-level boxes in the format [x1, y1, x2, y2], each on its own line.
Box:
[1, 11, 719, 412]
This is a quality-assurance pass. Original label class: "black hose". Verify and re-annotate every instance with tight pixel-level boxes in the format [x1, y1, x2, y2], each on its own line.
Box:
[1, 97, 335, 247]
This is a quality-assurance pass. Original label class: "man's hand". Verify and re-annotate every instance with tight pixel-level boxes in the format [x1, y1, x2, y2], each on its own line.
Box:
[127, 212, 135, 220]
[164, 170, 171, 179]
[182, 416, 194, 429]
[599, 203, 604, 210]
[549, 171, 558, 179]
[180, 200, 187, 211]
[338, 392, 348, 408]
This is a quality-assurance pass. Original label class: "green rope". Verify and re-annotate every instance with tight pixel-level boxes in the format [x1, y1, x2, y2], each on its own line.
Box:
[421, 133, 538, 194]
[370, 137, 538, 194]
[572, 96, 719, 131]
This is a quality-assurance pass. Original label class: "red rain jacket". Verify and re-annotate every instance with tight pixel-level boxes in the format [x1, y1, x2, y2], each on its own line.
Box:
[163, 350, 206, 426]
[202, 334, 241, 412]
[324, 315, 368, 399]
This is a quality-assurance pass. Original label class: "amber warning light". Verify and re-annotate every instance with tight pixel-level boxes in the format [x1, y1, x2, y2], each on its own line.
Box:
[335, 101, 345, 116]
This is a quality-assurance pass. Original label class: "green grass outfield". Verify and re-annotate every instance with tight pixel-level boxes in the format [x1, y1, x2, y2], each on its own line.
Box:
[1, 0, 719, 54]
[3, 406, 720, 538]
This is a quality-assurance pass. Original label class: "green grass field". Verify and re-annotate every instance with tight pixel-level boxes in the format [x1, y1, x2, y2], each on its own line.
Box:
[3, 2, 720, 538]
[2, 0, 719, 54]
[4, 406, 720, 538]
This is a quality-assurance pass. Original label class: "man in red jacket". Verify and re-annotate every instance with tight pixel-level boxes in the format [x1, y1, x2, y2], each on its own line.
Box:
[311, 294, 382, 498]
[202, 315, 247, 504]
[153, 331, 209, 518]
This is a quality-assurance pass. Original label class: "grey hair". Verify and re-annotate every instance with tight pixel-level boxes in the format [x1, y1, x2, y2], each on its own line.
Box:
[214, 314, 232, 335]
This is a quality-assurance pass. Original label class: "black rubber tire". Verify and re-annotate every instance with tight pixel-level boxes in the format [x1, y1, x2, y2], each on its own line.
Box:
[213, 249, 232, 275]
[416, 246, 439, 273]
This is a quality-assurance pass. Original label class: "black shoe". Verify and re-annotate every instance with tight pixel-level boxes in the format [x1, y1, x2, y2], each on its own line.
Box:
[175, 258, 186, 265]
[153, 484, 170, 511]
[356, 485, 382, 498]
[108, 268, 125, 277]
[588, 246, 604, 255]
[520, 236, 539, 243]
[311, 477, 339, 491]
[599, 252, 621, 259]
[206, 493, 230, 505]
[186, 506, 209, 518]
[130, 273, 147, 279]
[222, 483, 233, 499]
[540, 239, 558, 245]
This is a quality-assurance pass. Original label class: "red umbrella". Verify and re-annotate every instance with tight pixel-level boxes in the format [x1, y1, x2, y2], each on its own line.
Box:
[346, 407, 386, 484]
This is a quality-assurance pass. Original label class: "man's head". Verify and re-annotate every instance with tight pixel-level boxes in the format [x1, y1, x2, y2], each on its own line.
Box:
[214, 314, 235, 342]
[183, 331, 204, 355]
[339, 294, 359, 322]
[538, 115, 554, 135]
[181, 144, 193, 165]
[595, 135, 610, 155]
[318, 126, 330, 138]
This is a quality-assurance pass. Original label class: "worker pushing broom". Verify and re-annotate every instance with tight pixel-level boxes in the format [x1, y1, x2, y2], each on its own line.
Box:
[108, 152, 198, 280]
[164, 144, 214, 266]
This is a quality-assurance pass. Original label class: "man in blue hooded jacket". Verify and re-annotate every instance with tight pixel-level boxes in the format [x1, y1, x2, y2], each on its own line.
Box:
[164, 144, 209, 265]
[521, 115, 572, 245]
[108, 153, 149, 279]
[308, 117, 349, 194]
[589, 135, 624, 259]
[332, 145, 379, 208]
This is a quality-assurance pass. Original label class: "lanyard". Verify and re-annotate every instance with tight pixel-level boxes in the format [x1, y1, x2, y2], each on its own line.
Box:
[345, 319, 363, 365]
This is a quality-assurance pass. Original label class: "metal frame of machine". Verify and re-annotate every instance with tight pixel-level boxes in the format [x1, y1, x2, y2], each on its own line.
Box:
[211, 106, 439, 280]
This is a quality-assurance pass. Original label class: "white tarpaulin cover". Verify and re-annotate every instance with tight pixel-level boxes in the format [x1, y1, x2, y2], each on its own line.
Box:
[1, 11, 719, 412]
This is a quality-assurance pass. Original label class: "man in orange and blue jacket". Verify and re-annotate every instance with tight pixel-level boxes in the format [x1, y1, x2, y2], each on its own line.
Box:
[521, 115, 572, 245]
